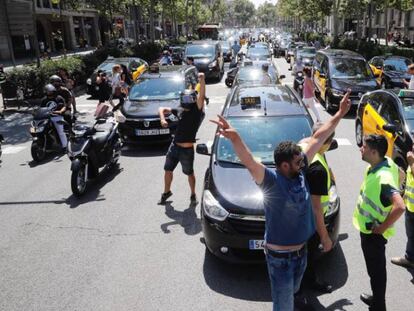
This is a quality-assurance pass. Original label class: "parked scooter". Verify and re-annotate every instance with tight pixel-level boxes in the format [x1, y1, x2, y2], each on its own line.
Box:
[67, 109, 122, 196]
[293, 71, 305, 98]
[30, 106, 72, 162]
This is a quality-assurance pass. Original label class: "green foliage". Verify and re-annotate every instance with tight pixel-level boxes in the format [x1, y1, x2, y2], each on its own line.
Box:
[332, 38, 414, 60]
[132, 42, 163, 62]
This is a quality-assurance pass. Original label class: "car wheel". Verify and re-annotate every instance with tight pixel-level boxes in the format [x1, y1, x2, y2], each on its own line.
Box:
[355, 120, 363, 147]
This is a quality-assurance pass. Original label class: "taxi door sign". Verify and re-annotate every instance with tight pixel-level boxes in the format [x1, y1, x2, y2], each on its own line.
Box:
[241, 96, 261, 110]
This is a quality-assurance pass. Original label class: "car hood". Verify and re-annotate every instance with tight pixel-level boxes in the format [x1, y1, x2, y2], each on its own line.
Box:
[330, 78, 378, 92]
[194, 58, 214, 65]
[122, 99, 180, 117]
[212, 163, 264, 215]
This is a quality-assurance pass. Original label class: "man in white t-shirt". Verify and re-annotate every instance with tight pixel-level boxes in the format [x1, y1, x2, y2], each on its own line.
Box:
[403, 64, 414, 89]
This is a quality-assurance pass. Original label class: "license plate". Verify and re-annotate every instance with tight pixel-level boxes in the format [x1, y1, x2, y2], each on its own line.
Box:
[249, 240, 265, 250]
[135, 128, 170, 136]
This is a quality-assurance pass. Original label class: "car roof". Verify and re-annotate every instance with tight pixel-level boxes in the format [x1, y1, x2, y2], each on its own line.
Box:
[187, 40, 218, 46]
[318, 49, 364, 59]
[224, 85, 307, 118]
[104, 57, 143, 62]
[139, 65, 192, 79]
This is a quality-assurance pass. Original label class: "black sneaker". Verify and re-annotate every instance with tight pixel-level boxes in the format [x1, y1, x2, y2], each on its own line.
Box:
[158, 191, 172, 204]
[190, 194, 198, 204]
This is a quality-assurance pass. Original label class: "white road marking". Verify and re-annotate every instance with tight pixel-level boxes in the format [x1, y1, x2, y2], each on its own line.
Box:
[2, 145, 27, 154]
[336, 138, 352, 146]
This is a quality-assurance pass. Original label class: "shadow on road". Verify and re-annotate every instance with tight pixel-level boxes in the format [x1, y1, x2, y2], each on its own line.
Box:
[202, 249, 271, 302]
[0, 112, 32, 145]
[65, 165, 123, 208]
[160, 201, 201, 235]
[121, 143, 169, 158]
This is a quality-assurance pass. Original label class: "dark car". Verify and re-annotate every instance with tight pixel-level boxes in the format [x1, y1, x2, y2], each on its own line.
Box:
[86, 57, 147, 98]
[184, 41, 224, 81]
[313, 49, 379, 112]
[232, 60, 284, 87]
[118, 65, 198, 144]
[274, 39, 289, 58]
[247, 46, 271, 61]
[196, 84, 341, 263]
[369, 55, 413, 89]
[170, 46, 185, 65]
[355, 89, 414, 169]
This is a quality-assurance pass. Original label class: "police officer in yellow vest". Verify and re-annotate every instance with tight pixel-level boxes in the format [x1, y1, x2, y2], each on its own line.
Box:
[298, 123, 335, 294]
[354, 135, 405, 311]
[391, 149, 414, 269]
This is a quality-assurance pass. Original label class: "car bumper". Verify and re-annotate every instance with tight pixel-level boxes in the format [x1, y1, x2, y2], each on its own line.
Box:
[118, 119, 177, 144]
[201, 201, 341, 264]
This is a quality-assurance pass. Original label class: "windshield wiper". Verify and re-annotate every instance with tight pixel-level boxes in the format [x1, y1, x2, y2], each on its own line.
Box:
[216, 159, 245, 166]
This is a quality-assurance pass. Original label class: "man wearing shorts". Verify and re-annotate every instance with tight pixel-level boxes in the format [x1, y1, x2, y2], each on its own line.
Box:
[158, 73, 206, 204]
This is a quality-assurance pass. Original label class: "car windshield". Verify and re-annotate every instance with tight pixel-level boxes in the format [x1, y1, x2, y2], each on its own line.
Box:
[298, 47, 316, 57]
[129, 77, 184, 101]
[216, 116, 312, 165]
[384, 58, 412, 72]
[185, 45, 215, 58]
[248, 48, 270, 59]
[330, 59, 374, 79]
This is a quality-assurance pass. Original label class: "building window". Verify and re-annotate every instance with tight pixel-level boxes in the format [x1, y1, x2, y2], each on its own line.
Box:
[37, 0, 42, 8]
[42, 0, 50, 8]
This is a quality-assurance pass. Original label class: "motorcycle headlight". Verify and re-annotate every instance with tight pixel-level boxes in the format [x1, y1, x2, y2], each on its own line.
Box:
[203, 190, 229, 221]
[209, 61, 217, 68]
[331, 89, 345, 97]
[87, 78, 92, 85]
[325, 185, 339, 217]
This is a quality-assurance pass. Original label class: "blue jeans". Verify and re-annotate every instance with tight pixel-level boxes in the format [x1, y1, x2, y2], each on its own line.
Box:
[265, 249, 307, 311]
[405, 209, 414, 262]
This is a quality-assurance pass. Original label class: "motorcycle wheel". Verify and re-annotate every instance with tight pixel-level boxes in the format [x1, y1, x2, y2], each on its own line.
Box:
[71, 163, 87, 196]
[31, 140, 46, 162]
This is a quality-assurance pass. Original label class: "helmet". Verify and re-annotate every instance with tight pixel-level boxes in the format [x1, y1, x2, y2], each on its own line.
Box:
[44, 83, 57, 95]
[180, 89, 197, 109]
[49, 75, 62, 84]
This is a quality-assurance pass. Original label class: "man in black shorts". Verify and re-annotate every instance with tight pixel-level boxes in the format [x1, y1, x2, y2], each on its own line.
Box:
[158, 73, 206, 204]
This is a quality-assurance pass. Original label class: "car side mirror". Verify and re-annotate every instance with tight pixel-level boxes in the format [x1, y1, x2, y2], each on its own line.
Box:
[328, 139, 338, 151]
[382, 123, 399, 134]
[279, 74, 286, 79]
[196, 143, 211, 155]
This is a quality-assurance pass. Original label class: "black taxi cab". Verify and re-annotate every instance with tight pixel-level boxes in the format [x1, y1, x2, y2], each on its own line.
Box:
[313, 49, 379, 112]
[196, 84, 341, 263]
[355, 89, 414, 169]
[368, 55, 412, 89]
[118, 65, 198, 144]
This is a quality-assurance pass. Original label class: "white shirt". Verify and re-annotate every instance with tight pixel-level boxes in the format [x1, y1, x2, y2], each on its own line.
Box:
[111, 73, 121, 92]
[409, 75, 414, 89]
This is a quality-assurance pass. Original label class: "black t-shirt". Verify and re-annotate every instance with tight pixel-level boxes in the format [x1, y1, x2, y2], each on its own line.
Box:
[41, 95, 66, 111]
[57, 87, 72, 109]
[305, 161, 329, 196]
[171, 105, 204, 143]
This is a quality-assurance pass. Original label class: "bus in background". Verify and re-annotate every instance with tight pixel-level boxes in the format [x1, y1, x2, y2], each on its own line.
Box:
[197, 24, 221, 40]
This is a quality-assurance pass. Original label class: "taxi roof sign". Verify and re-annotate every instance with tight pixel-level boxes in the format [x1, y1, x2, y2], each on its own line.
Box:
[398, 89, 414, 98]
[241, 96, 261, 110]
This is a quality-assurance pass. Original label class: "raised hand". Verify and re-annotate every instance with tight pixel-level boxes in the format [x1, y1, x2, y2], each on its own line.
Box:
[338, 89, 352, 117]
[210, 115, 239, 141]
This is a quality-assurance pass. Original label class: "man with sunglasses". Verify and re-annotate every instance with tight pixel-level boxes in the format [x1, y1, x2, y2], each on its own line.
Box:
[158, 73, 206, 205]
[211, 90, 352, 311]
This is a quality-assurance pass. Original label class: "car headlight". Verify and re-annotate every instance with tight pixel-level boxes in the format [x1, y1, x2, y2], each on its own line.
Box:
[209, 61, 217, 68]
[331, 89, 345, 97]
[203, 190, 229, 221]
[168, 114, 178, 122]
[325, 185, 339, 217]
[87, 78, 92, 85]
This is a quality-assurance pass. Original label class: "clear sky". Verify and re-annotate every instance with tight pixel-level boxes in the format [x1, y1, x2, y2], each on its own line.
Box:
[251, 0, 278, 8]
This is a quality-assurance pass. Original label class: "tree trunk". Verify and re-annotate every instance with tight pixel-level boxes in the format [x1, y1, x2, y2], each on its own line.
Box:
[185, 0, 189, 37]
[385, 7, 389, 46]
[367, 1, 372, 40]
[149, 0, 155, 42]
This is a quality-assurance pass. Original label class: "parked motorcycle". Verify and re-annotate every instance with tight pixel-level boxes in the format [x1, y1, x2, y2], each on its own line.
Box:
[67, 111, 122, 196]
[293, 71, 304, 98]
[30, 106, 72, 162]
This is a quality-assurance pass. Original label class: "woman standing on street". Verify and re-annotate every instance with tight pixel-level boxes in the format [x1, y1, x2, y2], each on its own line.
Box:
[303, 67, 321, 122]
[111, 64, 125, 105]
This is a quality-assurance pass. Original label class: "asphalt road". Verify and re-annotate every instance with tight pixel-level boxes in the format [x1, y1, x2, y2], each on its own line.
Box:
[0, 58, 413, 311]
